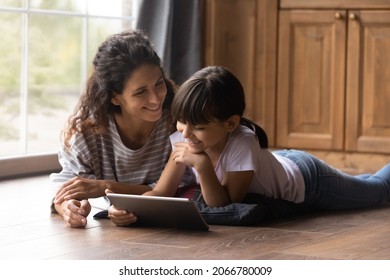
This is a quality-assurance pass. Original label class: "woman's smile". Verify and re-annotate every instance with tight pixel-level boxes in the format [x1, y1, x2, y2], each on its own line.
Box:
[144, 103, 162, 112]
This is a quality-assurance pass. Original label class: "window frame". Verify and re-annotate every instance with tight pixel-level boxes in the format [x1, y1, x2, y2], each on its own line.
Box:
[0, 1, 137, 179]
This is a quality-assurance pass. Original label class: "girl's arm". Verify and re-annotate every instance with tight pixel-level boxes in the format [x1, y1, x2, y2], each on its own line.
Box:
[219, 170, 254, 203]
[193, 154, 254, 207]
[172, 142, 254, 207]
[143, 152, 187, 197]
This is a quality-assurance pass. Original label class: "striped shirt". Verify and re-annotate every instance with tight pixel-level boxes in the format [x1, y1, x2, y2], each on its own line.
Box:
[50, 111, 174, 196]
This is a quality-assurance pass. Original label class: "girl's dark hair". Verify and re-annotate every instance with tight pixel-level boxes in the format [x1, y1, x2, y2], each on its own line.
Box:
[63, 29, 174, 146]
[172, 66, 268, 148]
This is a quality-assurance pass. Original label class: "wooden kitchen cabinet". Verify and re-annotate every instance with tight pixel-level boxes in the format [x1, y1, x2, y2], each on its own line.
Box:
[277, 9, 347, 150]
[277, 1, 390, 153]
[345, 10, 390, 153]
[204, 0, 390, 154]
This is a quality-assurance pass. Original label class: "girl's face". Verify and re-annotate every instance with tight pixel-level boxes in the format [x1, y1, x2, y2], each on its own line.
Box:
[111, 64, 167, 123]
[176, 117, 238, 154]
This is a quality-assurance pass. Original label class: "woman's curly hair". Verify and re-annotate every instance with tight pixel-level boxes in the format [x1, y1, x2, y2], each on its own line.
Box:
[62, 29, 174, 147]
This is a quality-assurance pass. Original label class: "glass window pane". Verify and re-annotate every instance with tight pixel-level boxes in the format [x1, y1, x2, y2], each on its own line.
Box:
[0, 0, 137, 161]
[29, 0, 86, 12]
[27, 14, 83, 154]
[1, 0, 23, 8]
[0, 13, 22, 156]
[88, 18, 133, 64]
[88, 0, 133, 17]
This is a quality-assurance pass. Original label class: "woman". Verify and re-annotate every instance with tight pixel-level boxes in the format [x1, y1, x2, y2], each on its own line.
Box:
[50, 30, 178, 228]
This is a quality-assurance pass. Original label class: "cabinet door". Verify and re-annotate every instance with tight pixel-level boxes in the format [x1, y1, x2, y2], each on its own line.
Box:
[345, 10, 390, 153]
[277, 10, 346, 150]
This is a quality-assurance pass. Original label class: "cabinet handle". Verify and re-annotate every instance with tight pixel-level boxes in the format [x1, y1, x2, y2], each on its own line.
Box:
[335, 12, 343, 19]
[349, 13, 357, 20]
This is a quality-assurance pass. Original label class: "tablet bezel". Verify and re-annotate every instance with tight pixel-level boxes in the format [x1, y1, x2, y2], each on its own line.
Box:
[107, 193, 209, 231]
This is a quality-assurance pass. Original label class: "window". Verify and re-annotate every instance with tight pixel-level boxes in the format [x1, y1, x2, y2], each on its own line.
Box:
[0, 0, 137, 177]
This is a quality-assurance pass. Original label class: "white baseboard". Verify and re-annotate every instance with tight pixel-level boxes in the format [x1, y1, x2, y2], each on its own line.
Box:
[0, 153, 61, 179]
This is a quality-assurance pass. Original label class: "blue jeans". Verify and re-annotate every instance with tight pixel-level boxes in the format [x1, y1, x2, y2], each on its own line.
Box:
[274, 150, 390, 210]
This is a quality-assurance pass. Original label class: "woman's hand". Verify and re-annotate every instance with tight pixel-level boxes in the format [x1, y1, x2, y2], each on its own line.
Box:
[107, 205, 137, 227]
[60, 199, 91, 228]
[54, 177, 108, 204]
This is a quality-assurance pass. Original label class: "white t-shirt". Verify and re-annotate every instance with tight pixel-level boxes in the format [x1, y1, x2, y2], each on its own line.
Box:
[170, 125, 305, 203]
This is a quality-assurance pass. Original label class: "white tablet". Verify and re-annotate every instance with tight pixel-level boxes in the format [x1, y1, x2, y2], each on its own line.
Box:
[107, 193, 209, 231]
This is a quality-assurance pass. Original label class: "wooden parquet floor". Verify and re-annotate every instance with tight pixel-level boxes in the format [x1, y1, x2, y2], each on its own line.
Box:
[1, 154, 390, 260]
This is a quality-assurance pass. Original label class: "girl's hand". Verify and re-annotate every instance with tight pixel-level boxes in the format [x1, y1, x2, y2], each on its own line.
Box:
[60, 199, 91, 228]
[54, 177, 107, 204]
[107, 205, 137, 227]
[172, 142, 209, 169]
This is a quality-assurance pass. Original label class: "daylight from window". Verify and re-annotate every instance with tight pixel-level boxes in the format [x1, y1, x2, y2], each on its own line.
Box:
[0, 0, 136, 158]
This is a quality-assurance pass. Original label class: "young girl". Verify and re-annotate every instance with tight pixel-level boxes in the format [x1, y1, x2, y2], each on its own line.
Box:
[108, 65, 390, 226]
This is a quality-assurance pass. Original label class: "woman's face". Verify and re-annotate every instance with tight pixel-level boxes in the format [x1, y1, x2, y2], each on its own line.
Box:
[111, 64, 167, 123]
